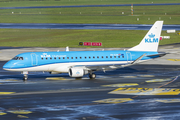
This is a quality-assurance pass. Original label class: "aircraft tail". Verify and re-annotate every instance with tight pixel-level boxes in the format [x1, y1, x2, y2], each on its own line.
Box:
[128, 21, 163, 52]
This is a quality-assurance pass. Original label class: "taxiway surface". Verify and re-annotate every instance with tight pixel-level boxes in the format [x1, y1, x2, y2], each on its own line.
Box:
[1, 45, 180, 119]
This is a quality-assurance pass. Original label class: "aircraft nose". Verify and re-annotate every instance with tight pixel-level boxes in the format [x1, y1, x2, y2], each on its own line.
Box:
[3, 62, 12, 70]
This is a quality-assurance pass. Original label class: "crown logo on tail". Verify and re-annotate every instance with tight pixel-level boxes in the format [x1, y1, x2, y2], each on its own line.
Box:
[148, 33, 155, 38]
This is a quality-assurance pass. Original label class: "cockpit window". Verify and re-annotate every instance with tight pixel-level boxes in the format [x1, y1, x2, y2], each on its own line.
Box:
[12, 56, 24, 60]
[19, 57, 23, 60]
[12, 56, 18, 60]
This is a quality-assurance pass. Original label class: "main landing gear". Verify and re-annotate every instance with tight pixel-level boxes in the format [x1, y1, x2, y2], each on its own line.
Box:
[89, 73, 96, 79]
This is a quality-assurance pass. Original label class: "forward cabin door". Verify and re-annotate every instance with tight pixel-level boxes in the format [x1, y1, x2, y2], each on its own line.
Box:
[31, 53, 37, 66]
[126, 52, 132, 63]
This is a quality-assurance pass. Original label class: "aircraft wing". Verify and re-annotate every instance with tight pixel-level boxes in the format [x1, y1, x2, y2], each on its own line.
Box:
[71, 64, 127, 72]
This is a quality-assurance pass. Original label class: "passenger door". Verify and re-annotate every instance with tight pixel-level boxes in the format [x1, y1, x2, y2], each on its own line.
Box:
[31, 53, 37, 66]
[126, 52, 132, 63]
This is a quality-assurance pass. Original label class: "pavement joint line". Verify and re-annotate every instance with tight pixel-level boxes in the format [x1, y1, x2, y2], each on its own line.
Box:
[158, 76, 179, 88]
[0, 88, 115, 96]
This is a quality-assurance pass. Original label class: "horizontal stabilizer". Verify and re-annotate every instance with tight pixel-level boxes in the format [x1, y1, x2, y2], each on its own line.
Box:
[131, 53, 146, 64]
[146, 52, 166, 57]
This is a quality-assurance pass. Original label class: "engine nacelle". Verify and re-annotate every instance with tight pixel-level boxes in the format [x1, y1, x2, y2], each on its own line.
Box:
[68, 68, 88, 77]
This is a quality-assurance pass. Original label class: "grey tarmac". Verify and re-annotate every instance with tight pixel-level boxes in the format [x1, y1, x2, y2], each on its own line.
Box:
[0, 45, 180, 119]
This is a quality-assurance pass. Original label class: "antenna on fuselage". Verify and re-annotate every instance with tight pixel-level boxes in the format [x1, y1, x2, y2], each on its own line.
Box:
[65, 46, 69, 51]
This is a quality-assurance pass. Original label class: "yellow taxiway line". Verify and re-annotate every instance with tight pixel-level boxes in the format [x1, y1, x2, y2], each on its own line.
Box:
[102, 83, 138, 87]
[109, 88, 180, 95]
[94, 98, 133, 104]
[167, 59, 180, 61]
[46, 77, 67, 80]
[8, 110, 32, 114]
[0, 92, 15, 95]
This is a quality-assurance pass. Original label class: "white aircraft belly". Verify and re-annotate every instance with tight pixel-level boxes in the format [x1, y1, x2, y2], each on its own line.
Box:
[5, 61, 129, 72]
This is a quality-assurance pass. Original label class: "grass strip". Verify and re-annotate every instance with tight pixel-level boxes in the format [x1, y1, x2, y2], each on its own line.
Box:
[0, 0, 180, 7]
[0, 29, 179, 48]
[0, 5, 179, 24]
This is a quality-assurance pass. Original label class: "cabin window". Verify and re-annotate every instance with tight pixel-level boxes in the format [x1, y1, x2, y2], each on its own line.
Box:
[97, 56, 99, 58]
[50, 57, 52, 60]
[46, 58, 48, 60]
[114, 56, 116, 58]
[89, 56, 91, 59]
[54, 57, 56, 59]
[118, 56, 120, 58]
[80, 57, 82, 59]
[110, 56, 112, 58]
[85, 57, 87, 59]
[41, 58, 43, 60]
[122, 55, 124, 58]
[71, 57, 73, 59]
[67, 57, 69, 59]
[93, 56, 95, 59]
[63, 57, 65, 59]
[106, 56, 108, 58]
[59, 57, 60, 59]
[76, 57, 77, 59]
[102, 56, 103, 58]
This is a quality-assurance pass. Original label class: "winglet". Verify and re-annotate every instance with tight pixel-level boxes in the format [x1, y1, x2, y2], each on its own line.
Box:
[128, 21, 163, 52]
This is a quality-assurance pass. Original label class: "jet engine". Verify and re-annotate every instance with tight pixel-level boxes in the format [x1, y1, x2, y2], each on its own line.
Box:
[68, 68, 88, 77]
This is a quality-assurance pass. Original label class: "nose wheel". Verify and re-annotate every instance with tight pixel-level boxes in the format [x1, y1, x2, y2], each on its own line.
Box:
[89, 73, 96, 79]
[23, 74, 28, 81]
[22, 71, 28, 81]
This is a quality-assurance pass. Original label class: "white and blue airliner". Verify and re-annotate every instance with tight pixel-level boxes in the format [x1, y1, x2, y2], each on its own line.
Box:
[3, 21, 165, 81]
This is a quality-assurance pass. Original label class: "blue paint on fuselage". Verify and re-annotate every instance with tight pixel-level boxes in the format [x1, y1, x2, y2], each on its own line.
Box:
[3, 50, 158, 70]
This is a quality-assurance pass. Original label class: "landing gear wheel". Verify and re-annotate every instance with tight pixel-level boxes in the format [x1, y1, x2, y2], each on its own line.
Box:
[22, 71, 29, 81]
[89, 73, 96, 79]
[23, 75, 28, 81]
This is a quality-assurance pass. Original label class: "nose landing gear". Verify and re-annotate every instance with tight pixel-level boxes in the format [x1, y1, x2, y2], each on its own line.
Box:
[22, 71, 28, 81]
